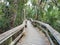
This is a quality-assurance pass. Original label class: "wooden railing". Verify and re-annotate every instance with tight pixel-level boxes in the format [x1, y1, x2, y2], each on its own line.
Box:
[0, 21, 26, 45]
[30, 19, 60, 45]
[0, 19, 60, 45]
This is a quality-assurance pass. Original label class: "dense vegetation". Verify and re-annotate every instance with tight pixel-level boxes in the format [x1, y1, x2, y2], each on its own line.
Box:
[0, 0, 60, 33]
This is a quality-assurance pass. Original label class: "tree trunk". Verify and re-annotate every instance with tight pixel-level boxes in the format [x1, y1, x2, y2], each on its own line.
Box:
[10, 0, 18, 28]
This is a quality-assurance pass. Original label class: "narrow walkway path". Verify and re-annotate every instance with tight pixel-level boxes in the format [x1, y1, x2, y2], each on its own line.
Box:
[16, 21, 50, 45]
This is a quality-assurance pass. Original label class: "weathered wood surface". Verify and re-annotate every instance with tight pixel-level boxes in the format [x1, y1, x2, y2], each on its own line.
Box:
[37, 25, 54, 45]
[0, 21, 25, 44]
[9, 32, 24, 45]
[32, 20, 60, 44]
[16, 21, 50, 45]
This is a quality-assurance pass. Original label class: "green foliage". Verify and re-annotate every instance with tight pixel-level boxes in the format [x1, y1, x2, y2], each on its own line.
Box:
[0, 0, 60, 33]
[0, 4, 12, 31]
[0, 0, 28, 32]
[25, 0, 60, 32]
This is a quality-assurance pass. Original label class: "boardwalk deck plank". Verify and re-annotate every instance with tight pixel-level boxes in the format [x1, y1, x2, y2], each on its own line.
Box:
[16, 21, 50, 45]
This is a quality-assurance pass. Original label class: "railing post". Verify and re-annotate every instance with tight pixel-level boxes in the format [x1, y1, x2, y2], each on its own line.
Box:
[23, 9, 26, 20]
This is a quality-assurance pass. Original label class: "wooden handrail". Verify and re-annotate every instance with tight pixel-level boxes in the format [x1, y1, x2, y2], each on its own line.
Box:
[9, 32, 24, 45]
[37, 25, 54, 45]
[0, 21, 25, 44]
[31, 19, 60, 44]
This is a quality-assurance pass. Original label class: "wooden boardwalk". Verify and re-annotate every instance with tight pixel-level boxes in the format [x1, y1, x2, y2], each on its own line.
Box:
[16, 21, 50, 45]
[0, 20, 60, 45]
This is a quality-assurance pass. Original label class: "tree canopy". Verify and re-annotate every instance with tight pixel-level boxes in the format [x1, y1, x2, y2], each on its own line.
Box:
[0, 0, 60, 33]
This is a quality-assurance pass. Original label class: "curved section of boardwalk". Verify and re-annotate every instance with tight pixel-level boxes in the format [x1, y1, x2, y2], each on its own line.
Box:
[16, 21, 50, 45]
